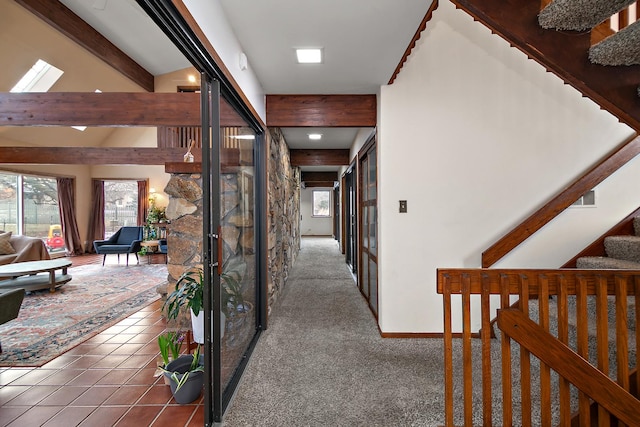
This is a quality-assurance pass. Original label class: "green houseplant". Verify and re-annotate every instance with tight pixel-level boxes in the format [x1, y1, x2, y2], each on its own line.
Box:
[160, 344, 204, 404]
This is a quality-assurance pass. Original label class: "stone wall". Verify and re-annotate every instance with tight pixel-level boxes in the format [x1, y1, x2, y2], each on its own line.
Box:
[267, 128, 301, 314]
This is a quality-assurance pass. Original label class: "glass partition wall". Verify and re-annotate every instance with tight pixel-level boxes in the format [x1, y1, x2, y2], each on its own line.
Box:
[135, 3, 265, 424]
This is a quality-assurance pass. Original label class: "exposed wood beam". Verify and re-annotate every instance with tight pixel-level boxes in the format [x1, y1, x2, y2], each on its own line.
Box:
[15, 0, 154, 92]
[0, 92, 203, 126]
[0, 147, 198, 165]
[266, 95, 376, 127]
[301, 171, 338, 182]
[304, 181, 336, 188]
[290, 149, 350, 166]
[0, 92, 250, 127]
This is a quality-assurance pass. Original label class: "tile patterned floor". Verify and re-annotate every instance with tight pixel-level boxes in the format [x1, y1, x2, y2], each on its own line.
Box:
[0, 255, 204, 427]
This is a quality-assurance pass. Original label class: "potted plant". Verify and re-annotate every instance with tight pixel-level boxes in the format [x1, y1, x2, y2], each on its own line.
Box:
[163, 267, 225, 344]
[160, 344, 204, 404]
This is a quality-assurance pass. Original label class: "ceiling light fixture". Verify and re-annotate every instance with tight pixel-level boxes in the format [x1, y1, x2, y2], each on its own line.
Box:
[296, 48, 323, 64]
[308, 133, 322, 140]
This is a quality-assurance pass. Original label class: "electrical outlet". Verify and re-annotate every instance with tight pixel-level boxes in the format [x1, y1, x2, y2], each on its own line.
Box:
[399, 200, 407, 213]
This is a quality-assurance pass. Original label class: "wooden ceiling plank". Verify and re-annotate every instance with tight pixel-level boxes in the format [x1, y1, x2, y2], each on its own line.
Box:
[15, 0, 154, 92]
[266, 95, 376, 127]
[304, 181, 336, 188]
[290, 149, 350, 166]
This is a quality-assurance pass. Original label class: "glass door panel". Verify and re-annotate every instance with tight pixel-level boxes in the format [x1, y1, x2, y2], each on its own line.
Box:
[359, 137, 378, 317]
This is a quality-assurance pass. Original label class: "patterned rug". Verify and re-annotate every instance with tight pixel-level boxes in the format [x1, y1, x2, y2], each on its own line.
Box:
[0, 263, 167, 367]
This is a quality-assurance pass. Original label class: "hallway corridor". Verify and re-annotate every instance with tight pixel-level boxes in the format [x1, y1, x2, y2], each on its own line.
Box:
[222, 237, 445, 426]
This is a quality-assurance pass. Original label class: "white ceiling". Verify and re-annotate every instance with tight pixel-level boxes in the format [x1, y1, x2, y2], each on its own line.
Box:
[56, 0, 431, 170]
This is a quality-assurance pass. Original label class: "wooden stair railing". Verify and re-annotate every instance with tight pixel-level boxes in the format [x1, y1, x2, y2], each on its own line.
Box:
[438, 268, 640, 426]
[482, 134, 640, 267]
[498, 309, 640, 426]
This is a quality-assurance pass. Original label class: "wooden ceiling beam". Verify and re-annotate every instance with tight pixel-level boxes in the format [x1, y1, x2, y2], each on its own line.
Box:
[290, 149, 350, 166]
[266, 95, 376, 127]
[304, 181, 336, 188]
[301, 171, 338, 182]
[0, 147, 197, 165]
[15, 0, 154, 92]
[0, 92, 202, 126]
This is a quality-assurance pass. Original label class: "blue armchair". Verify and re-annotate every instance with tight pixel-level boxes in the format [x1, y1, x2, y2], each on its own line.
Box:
[93, 226, 144, 266]
[158, 239, 167, 264]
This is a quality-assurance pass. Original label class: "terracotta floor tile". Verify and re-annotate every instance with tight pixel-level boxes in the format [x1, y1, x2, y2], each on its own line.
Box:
[5, 405, 63, 427]
[39, 386, 89, 406]
[117, 354, 154, 369]
[151, 405, 197, 427]
[0, 368, 31, 385]
[126, 333, 159, 344]
[37, 369, 84, 386]
[8, 368, 56, 386]
[103, 334, 134, 345]
[126, 368, 160, 385]
[39, 354, 81, 369]
[0, 406, 28, 426]
[137, 384, 172, 405]
[66, 369, 110, 386]
[122, 325, 150, 334]
[65, 343, 99, 355]
[104, 385, 148, 405]
[5, 385, 59, 406]
[115, 318, 139, 327]
[42, 406, 95, 427]
[64, 355, 104, 369]
[78, 406, 128, 427]
[71, 386, 119, 406]
[0, 385, 30, 405]
[84, 343, 122, 355]
[112, 343, 145, 355]
[114, 405, 163, 427]
[136, 343, 161, 355]
[95, 369, 137, 385]
[186, 406, 205, 427]
[91, 354, 129, 369]
[101, 325, 129, 335]
[83, 333, 115, 344]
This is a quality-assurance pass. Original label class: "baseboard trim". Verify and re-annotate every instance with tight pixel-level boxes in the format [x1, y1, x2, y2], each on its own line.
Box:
[380, 332, 481, 339]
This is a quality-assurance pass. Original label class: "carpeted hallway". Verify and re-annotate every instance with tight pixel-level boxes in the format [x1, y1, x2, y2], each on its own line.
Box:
[222, 237, 445, 426]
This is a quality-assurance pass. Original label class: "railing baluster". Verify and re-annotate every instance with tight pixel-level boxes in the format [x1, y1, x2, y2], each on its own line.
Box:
[481, 274, 492, 426]
[557, 276, 571, 425]
[615, 276, 629, 427]
[595, 276, 611, 427]
[500, 274, 513, 426]
[577, 276, 591, 427]
[462, 274, 473, 426]
[443, 274, 453, 427]
[539, 275, 551, 425]
[519, 275, 532, 427]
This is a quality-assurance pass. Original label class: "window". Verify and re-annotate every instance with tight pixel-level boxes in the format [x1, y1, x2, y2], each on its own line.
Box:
[0, 172, 61, 252]
[104, 181, 139, 237]
[312, 190, 331, 217]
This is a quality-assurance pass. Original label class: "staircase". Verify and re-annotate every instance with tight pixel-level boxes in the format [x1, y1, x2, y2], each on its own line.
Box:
[578, 217, 640, 268]
[450, 0, 640, 132]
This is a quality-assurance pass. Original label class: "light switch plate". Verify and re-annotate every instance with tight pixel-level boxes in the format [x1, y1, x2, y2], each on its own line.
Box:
[399, 200, 407, 213]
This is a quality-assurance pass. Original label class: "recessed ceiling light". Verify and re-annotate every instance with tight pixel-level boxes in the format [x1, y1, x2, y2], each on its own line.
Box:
[296, 48, 323, 64]
[308, 133, 322, 140]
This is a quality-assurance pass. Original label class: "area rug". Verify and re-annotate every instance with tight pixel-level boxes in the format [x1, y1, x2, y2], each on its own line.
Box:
[0, 263, 167, 367]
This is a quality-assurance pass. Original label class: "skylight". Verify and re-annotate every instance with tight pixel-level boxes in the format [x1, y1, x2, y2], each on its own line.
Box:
[11, 59, 64, 93]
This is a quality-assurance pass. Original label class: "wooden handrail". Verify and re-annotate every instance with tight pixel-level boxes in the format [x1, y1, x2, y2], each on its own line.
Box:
[440, 268, 640, 426]
[498, 309, 640, 426]
[482, 134, 640, 267]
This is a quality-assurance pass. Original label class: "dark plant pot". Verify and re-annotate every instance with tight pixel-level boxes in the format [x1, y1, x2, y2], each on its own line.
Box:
[163, 355, 204, 404]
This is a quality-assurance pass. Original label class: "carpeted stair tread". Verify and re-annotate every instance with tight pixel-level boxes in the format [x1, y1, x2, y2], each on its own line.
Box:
[603, 235, 640, 263]
[589, 20, 640, 66]
[576, 256, 640, 269]
[538, 0, 636, 31]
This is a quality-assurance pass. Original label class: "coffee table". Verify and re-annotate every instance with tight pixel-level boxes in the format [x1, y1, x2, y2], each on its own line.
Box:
[0, 258, 72, 292]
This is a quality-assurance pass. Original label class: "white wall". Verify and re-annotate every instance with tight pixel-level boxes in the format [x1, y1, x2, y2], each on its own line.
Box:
[183, 0, 266, 122]
[378, 1, 637, 333]
[300, 187, 334, 236]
